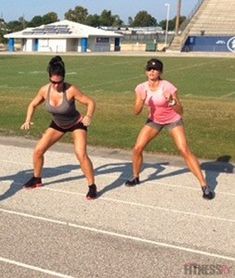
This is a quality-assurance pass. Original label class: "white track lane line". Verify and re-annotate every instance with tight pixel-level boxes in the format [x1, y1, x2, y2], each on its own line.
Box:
[1, 181, 234, 222]
[0, 256, 74, 278]
[1, 208, 235, 262]
[41, 187, 235, 223]
[42, 187, 235, 223]
[0, 168, 235, 197]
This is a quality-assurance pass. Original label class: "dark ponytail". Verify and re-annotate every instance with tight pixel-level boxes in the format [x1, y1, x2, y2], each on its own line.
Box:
[47, 56, 65, 77]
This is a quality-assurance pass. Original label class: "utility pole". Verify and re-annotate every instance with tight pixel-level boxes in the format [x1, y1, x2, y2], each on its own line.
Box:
[22, 14, 26, 29]
[175, 0, 182, 35]
[164, 3, 170, 47]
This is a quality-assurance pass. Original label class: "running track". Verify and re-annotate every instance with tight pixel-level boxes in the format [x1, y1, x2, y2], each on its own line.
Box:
[0, 136, 234, 278]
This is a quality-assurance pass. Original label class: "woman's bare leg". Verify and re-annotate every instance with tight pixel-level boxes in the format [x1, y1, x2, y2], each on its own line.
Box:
[33, 128, 64, 177]
[126, 125, 159, 185]
[72, 129, 95, 185]
[170, 125, 207, 186]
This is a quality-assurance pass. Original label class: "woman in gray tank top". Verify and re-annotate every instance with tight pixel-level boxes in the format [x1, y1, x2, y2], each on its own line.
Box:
[20, 56, 97, 199]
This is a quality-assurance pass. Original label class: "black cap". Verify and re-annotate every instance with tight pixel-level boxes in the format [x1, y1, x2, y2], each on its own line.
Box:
[145, 58, 163, 72]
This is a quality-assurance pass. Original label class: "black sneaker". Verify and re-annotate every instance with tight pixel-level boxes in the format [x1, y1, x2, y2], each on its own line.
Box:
[86, 184, 97, 200]
[202, 186, 215, 200]
[23, 176, 43, 189]
[125, 177, 140, 187]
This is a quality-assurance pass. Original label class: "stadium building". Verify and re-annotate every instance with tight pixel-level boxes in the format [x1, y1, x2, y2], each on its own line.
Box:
[4, 20, 122, 53]
[169, 0, 235, 53]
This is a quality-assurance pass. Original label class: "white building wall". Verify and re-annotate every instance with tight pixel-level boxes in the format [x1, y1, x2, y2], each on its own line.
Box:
[38, 39, 51, 52]
[24, 39, 33, 51]
[38, 39, 67, 52]
[23, 37, 116, 53]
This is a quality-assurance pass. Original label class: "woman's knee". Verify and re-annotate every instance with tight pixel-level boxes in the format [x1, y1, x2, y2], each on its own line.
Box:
[75, 150, 88, 162]
[133, 144, 144, 155]
[33, 147, 46, 159]
[178, 145, 192, 158]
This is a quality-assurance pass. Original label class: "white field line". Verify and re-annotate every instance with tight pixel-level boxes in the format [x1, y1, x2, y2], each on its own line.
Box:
[0, 59, 229, 98]
[1, 208, 235, 262]
[0, 256, 74, 278]
[219, 92, 235, 98]
[82, 60, 226, 90]
[5, 60, 217, 91]
[17, 71, 77, 75]
[1, 66, 232, 103]
[0, 86, 29, 90]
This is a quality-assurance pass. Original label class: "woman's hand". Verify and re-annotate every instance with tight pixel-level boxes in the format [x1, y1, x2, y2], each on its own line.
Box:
[82, 115, 92, 126]
[168, 95, 177, 107]
[20, 121, 34, 130]
[164, 92, 177, 106]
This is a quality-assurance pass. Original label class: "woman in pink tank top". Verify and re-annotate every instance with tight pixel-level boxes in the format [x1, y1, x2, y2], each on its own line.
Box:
[125, 58, 214, 200]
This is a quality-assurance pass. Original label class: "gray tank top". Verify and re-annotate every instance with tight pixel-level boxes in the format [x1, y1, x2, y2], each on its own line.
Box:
[45, 84, 81, 129]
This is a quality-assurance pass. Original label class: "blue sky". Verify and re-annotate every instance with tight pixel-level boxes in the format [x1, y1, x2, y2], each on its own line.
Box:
[1, 0, 199, 23]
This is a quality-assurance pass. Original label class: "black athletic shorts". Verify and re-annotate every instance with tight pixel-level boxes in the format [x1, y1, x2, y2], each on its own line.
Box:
[49, 120, 87, 133]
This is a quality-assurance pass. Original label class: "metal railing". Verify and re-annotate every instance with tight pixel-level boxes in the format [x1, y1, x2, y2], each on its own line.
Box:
[178, 0, 205, 34]
[168, 0, 205, 50]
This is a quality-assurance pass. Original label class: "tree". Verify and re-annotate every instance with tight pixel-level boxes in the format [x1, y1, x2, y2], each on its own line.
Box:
[85, 14, 100, 27]
[7, 20, 25, 32]
[42, 12, 58, 25]
[0, 18, 8, 44]
[99, 9, 123, 26]
[131, 11, 157, 27]
[29, 16, 43, 27]
[99, 10, 114, 26]
[18, 16, 27, 29]
[159, 16, 186, 31]
[64, 6, 88, 23]
[6, 16, 28, 32]
[27, 12, 58, 28]
[128, 17, 133, 26]
[112, 15, 123, 27]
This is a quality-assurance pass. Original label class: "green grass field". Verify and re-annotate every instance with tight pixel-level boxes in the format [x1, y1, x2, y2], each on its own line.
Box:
[0, 54, 234, 161]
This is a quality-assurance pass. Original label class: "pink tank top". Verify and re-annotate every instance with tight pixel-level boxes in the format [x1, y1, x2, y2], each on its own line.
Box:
[135, 80, 181, 124]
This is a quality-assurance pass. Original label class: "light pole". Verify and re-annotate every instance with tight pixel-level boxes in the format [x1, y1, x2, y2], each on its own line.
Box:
[164, 3, 170, 47]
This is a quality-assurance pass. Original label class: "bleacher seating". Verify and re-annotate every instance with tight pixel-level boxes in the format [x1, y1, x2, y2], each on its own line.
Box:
[190, 0, 235, 36]
[169, 0, 235, 51]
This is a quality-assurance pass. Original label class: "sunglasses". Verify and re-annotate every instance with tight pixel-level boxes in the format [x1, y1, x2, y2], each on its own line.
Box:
[49, 78, 64, 84]
[146, 67, 159, 71]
